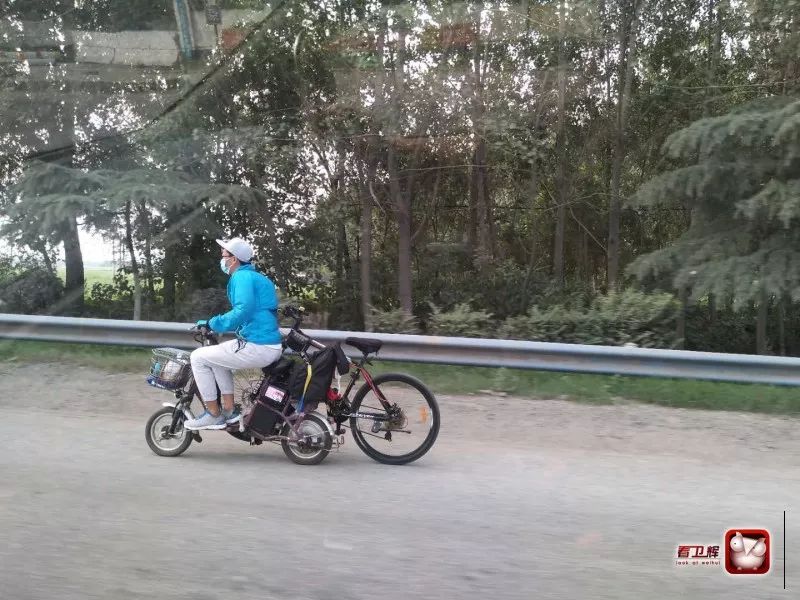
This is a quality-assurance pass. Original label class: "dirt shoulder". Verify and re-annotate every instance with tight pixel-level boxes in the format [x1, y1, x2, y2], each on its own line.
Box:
[5, 361, 799, 469]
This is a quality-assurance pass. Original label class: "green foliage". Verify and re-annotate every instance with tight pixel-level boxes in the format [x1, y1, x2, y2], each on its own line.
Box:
[84, 270, 136, 319]
[684, 305, 755, 355]
[627, 97, 800, 306]
[0, 266, 63, 314]
[4, 0, 800, 359]
[500, 289, 680, 348]
[368, 307, 421, 334]
[176, 288, 231, 322]
[462, 260, 539, 319]
[427, 302, 494, 337]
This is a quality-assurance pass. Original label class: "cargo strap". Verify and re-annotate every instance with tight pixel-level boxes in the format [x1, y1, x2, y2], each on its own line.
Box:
[297, 363, 312, 413]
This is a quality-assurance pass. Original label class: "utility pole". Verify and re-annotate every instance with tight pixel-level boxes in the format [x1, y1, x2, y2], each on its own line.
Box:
[172, 0, 195, 60]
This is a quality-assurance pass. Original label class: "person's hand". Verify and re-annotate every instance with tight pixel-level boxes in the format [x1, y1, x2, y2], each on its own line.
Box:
[195, 319, 210, 330]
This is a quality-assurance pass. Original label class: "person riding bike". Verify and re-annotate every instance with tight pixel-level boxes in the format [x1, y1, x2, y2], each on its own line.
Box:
[184, 237, 283, 431]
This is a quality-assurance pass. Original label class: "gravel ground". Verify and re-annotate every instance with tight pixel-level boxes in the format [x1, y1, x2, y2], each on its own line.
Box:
[0, 361, 796, 599]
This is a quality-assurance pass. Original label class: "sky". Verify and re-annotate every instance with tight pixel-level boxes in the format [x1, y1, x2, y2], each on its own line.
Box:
[0, 225, 117, 268]
[77, 228, 117, 267]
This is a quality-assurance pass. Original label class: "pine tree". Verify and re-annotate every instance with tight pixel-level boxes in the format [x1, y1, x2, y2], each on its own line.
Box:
[626, 96, 800, 352]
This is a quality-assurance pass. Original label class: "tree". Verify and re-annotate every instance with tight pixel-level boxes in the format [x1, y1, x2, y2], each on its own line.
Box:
[1, 161, 107, 314]
[626, 97, 800, 354]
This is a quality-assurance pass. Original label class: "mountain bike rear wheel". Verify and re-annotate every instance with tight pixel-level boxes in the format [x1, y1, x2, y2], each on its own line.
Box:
[349, 373, 440, 465]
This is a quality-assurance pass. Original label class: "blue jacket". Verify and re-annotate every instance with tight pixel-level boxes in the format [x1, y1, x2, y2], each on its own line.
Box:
[208, 264, 282, 345]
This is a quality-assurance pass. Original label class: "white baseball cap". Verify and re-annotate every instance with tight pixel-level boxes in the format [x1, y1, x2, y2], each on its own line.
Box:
[216, 237, 254, 262]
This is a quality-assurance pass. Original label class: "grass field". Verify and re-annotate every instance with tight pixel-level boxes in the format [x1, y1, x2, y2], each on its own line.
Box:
[56, 266, 120, 288]
[3, 340, 800, 415]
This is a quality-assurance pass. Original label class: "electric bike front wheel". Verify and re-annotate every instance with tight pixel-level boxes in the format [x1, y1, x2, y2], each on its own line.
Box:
[145, 406, 193, 457]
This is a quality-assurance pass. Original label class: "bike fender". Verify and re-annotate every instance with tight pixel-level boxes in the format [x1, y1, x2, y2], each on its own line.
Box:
[311, 410, 335, 437]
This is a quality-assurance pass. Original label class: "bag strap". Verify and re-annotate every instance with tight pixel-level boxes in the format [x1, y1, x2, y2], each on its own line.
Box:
[297, 362, 313, 413]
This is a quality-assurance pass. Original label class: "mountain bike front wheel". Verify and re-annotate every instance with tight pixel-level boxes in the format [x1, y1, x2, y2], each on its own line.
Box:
[349, 373, 440, 465]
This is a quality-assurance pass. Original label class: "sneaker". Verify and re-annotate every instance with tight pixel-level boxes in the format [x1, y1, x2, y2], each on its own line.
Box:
[184, 410, 227, 430]
[223, 409, 241, 424]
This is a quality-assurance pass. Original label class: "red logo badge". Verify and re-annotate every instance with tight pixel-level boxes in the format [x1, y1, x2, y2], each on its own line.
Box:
[724, 529, 770, 575]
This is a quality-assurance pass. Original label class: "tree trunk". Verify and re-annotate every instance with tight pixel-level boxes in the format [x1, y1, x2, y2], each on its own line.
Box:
[607, 0, 643, 290]
[600, 0, 612, 104]
[472, 141, 492, 269]
[124, 200, 142, 321]
[359, 27, 385, 331]
[708, 292, 717, 325]
[470, 1, 493, 270]
[138, 200, 155, 301]
[331, 140, 350, 288]
[62, 215, 85, 315]
[396, 188, 413, 314]
[756, 290, 769, 355]
[162, 244, 177, 320]
[703, 0, 722, 116]
[389, 21, 413, 315]
[677, 285, 689, 348]
[783, 13, 797, 94]
[527, 156, 540, 272]
[360, 168, 374, 331]
[35, 239, 54, 274]
[778, 295, 786, 356]
[553, 0, 568, 287]
[522, 0, 531, 35]
[468, 168, 478, 255]
[580, 229, 590, 282]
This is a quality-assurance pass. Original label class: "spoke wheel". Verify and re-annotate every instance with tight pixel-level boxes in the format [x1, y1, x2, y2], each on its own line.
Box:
[349, 373, 440, 465]
[281, 413, 332, 465]
[145, 407, 193, 457]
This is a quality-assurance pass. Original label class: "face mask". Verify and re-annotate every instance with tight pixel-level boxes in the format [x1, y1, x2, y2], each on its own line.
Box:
[220, 257, 231, 274]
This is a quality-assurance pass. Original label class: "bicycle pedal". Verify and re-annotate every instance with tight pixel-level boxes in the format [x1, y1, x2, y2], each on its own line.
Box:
[193, 432, 203, 443]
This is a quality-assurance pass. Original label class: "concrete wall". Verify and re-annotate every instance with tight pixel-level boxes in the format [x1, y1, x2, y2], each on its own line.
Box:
[3, 8, 267, 66]
[74, 31, 179, 67]
[189, 9, 268, 51]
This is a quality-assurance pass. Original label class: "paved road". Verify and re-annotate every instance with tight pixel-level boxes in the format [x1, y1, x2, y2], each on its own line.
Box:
[0, 363, 797, 599]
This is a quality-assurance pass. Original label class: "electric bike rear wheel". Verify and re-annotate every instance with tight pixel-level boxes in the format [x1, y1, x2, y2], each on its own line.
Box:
[280, 413, 332, 465]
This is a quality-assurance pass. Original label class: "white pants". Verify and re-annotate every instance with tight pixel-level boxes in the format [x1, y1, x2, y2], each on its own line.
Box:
[190, 339, 283, 402]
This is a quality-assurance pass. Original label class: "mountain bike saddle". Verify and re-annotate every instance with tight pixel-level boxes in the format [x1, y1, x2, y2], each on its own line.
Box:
[345, 337, 383, 355]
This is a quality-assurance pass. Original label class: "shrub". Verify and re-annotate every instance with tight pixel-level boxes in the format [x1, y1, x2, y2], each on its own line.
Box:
[84, 270, 136, 319]
[368, 306, 421, 334]
[0, 267, 64, 314]
[427, 302, 495, 337]
[499, 289, 680, 348]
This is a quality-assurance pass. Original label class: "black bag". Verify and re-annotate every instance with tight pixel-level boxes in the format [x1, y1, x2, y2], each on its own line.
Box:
[288, 343, 349, 411]
[245, 358, 296, 436]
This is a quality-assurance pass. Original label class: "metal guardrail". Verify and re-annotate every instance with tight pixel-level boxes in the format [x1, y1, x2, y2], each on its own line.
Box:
[3, 313, 800, 386]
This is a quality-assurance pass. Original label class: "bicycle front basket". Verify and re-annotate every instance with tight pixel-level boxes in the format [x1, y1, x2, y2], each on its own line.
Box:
[147, 347, 192, 390]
